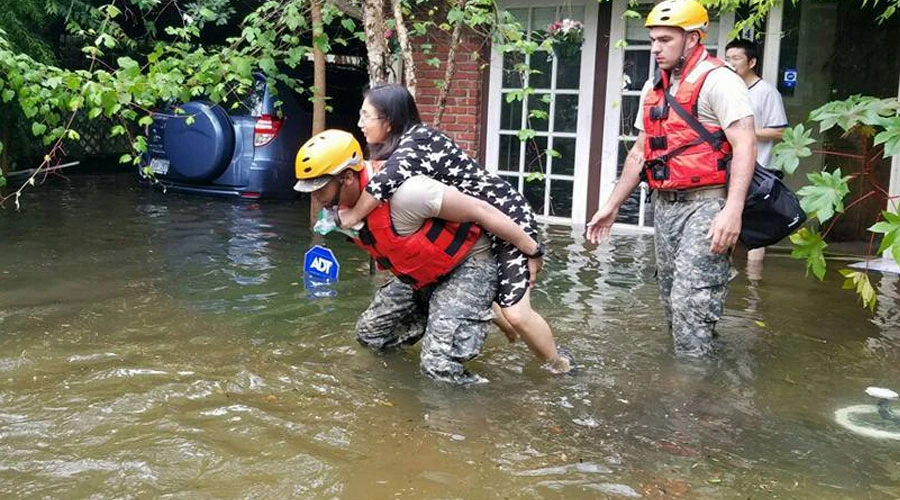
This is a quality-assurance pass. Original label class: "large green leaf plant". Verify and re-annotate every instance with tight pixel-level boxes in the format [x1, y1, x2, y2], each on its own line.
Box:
[772, 96, 900, 310]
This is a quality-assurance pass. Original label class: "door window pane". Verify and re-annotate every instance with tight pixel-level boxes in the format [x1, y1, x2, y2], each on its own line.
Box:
[621, 95, 641, 137]
[524, 136, 548, 174]
[500, 96, 523, 130]
[625, 4, 654, 43]
[550, 180, 574, 218]
[557, 54, 582, 89]
[502, 52, 525, 88]
[529, 53, 553, 89]
[554, 94, 579, 132]
[532, 7, 557, 33]
[498, 134, 521, 172]
[527, 94, 550, 132]
[524, 177, 546, 214]
[624, 50, 651, 91]
[552, 137, 576, 176]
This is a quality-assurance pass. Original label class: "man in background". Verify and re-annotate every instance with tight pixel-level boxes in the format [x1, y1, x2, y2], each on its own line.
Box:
[725, 39, 789, 263]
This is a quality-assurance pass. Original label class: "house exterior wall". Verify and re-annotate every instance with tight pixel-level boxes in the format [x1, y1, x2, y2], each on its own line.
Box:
[409, 31, 490, 160]
[404, 0, 900, 241]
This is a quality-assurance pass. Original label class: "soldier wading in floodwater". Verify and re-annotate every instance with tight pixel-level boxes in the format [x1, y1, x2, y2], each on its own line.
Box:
[293, 130, 554, 384]
[587, 0, 757, 356]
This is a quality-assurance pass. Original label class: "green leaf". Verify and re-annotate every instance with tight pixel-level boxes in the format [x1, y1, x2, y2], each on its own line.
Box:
[517, 128, 536, 141]
[769, 124, 815, 174]
[873, 124, 900, 158]
[2, 89, 14, 103]
[31, 122, 47, 136]
[790, 227, 828, 280]
[119, 154, 133, 164]
[869, 210, 900, 264]
[525, 172, 545, 182]
[185, 116, 195, 126]
[138, 116, 154, 127]
[839, 269, 877, 311]
[105, 4, 121, 18]
[66, 129, 80, 141]
[68, 96, 84, 111]
[796, 168, 852, 223]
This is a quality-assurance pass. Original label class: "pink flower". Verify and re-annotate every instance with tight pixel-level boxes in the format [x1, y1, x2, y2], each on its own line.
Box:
[385, 29, 394, 39]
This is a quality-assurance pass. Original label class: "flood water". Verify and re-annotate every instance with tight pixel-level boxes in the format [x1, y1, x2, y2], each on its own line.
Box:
[2, 172, 900, 499]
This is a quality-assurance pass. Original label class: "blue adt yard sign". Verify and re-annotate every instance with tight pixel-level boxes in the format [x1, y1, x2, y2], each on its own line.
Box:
[304, 245, 340, 285]
[782, 68, 798, 89]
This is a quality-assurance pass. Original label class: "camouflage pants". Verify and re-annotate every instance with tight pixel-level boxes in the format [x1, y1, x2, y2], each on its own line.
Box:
[654, 196, 733, 357]
[355, 253, 498, 385]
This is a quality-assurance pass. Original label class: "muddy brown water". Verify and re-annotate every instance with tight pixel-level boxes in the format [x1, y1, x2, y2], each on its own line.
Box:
[2, 173, 900, 499]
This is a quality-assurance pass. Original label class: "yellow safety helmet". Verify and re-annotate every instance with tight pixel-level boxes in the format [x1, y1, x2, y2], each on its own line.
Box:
[293, 129, 364, 192]
[645, 0, 709, 39]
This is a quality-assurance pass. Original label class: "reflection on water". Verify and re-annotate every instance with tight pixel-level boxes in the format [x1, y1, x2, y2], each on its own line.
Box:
[2, 173, 900, 499]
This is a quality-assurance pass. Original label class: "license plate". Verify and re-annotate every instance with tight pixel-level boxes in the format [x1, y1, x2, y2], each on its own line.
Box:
[149, 158, 169, 175]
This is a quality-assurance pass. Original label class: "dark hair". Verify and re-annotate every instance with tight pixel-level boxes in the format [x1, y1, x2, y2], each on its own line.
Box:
[363, 84, 422, 161]
[725, 38, 759, 67]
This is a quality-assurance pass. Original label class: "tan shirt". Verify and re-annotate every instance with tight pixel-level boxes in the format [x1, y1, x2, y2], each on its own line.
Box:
[635, 58, 754, 131]
[390, 175, 492, 257]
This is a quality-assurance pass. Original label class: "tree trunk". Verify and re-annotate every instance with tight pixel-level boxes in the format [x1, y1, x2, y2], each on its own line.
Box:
[311, 0, 327, 135]
[434, 2, 464, 127]
[361, 0, 390, 85]
[391, 0, 416, 96]
[310, 0, 327, 228]
[0, 124, 8, 175]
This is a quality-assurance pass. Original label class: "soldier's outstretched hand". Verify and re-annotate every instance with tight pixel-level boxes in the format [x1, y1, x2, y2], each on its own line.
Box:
[586, 205, 619, 245]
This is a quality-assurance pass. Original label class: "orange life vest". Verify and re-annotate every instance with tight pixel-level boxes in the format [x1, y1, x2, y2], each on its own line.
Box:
[642, 46, 733, 190]
[350, 166, 483, 289]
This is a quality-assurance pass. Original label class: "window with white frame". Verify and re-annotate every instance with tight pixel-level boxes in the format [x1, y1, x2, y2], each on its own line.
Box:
[495, 6, 585, 219]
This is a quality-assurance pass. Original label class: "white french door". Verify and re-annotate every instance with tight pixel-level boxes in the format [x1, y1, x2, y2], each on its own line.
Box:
[485, 0, 599, 225]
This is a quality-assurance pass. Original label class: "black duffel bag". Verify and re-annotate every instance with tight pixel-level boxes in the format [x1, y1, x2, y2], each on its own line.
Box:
[662, 91, 807, 249]
[739, 164, 806, 249]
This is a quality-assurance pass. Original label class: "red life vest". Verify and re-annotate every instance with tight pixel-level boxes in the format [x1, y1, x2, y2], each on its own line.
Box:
[350, 166, 483, 290]
[642, 46, 733, 190]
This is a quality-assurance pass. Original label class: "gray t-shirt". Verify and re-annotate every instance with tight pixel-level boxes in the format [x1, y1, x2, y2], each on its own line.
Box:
[389, 175, 492, 257]
[747, 78, 788, 168]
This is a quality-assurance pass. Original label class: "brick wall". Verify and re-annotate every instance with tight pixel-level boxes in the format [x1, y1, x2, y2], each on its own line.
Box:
[409, 30, 489, 159]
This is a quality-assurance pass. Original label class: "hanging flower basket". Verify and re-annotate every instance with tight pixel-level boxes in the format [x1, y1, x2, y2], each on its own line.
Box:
[547, 19, 584, 60]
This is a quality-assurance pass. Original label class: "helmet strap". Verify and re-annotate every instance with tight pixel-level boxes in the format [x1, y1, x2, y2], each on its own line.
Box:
[329, 177, 344, 208]
[673, 31, 696, 76]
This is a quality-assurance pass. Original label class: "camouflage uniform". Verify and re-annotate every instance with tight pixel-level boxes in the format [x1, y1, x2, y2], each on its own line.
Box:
[654, 196, 733, 356]
[355, 253, 498, 385]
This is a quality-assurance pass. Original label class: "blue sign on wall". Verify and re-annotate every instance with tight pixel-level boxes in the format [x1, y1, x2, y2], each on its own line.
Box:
[782, 68, 798, 89]
[303, 245, 340, 284]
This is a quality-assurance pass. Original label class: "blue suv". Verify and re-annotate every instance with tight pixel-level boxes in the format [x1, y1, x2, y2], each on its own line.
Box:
[139, 75, 309, 200]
